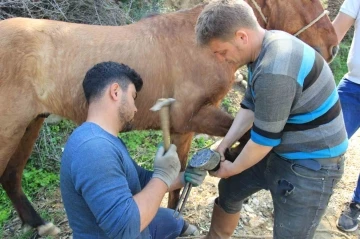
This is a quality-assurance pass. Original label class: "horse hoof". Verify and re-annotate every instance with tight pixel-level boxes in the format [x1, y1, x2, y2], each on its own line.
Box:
[37, 222, 61, 236]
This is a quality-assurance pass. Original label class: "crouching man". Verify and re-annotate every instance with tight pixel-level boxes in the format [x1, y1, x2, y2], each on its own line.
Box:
[60, 61, 205, 238]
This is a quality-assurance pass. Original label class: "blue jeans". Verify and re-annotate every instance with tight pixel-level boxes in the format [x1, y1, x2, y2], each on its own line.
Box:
[218, 152, 344, 239]
[148, 208, 184, 239]
[338, 78, 360, 203]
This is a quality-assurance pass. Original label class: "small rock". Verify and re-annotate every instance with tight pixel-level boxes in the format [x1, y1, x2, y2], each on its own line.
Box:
[206, 196, 217, 205]
[44, 114, 63, 124]
[194, 134, 210, 140]
[234, 72, 244, 83]
[252, 198, 259, 206]
[240, 80, 248, 88]
[248, 216, 266, 228]
[243, 204, 254, 213]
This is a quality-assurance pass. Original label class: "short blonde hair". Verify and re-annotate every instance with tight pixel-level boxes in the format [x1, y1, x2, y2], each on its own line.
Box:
[195, 0, 259, 46]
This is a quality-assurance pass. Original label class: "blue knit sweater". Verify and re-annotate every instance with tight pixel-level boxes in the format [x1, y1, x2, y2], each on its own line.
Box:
[60, 122, 153, 239]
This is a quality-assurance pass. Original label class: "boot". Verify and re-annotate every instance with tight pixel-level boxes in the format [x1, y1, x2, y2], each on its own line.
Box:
[202, 198, 240, 239]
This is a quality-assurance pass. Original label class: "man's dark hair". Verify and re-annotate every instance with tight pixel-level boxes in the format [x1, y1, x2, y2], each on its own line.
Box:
[83, 61, 143, 104]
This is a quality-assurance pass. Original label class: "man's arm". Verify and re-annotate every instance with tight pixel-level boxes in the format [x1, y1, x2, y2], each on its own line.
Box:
[332, 12, 355, 43]
[213, 73, 296, 178]
[71, 140, 178, 238]
[133, 178, 168, 230]
[211, 139, 272, 178]
[216, 108, 254, 156]
[134, 144, 180, 230]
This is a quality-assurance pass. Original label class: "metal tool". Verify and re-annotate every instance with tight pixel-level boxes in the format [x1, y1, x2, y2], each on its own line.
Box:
[150, 98, 176, 151]
[173, 148, 225, 218]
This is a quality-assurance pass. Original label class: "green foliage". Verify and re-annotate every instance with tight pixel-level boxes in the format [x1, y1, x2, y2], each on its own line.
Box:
[120, 130, 163, 170]
[221, 92, 241, 117]
[0, 119, 75, 226]
[30, 120, 76, 170]
[120, 130, 215, 168]
[330, 39, 352, 85]
[191, 136, 215, 153]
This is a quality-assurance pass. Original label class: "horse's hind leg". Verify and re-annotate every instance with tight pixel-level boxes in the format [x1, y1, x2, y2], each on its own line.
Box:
[0, 117, 60, 236]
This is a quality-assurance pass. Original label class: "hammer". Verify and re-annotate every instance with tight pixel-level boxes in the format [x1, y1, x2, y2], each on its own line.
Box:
[150, 98, 176, 151]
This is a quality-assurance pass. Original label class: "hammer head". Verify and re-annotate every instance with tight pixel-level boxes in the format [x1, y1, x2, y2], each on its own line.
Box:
[150, 98, 176, 111]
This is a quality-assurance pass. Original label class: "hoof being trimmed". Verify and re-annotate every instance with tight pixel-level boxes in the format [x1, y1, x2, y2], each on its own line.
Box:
[37, 222, 61, 236]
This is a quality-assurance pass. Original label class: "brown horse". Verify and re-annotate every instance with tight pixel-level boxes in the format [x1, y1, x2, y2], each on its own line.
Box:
[0, 0, 338, 236]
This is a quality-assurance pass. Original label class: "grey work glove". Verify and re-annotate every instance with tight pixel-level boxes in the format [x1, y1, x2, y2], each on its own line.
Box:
[181, 166, 207, 187]
[153, 144, 181, 188]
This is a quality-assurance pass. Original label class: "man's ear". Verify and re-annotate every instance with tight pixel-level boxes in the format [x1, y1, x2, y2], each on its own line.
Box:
[110, 83, 121, 101]
[235, 30, 248, 45]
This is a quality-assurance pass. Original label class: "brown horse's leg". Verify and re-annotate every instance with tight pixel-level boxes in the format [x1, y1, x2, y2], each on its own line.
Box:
[0, 117, 60, 236]
[188, 105, 235, 137]
[168, 132, 194, 209]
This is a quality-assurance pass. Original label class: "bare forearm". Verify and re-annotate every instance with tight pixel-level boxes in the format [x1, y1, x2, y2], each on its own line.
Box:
[232, 140, 272, 175]
[219, 109, 254, 149]
[133, 178, 168, 231]
[332, 12, 355, 43]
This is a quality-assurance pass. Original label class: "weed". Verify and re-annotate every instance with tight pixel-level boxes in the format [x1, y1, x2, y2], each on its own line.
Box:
[330, 39, 352, 85]
[0, 119, 75, 226]
[120, 130, 163, 170]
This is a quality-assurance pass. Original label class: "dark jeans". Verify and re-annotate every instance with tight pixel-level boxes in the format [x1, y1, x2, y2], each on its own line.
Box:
[338, 78, 360, 203]
[148, 208, 184, 239]
[218, 152, 344, 239]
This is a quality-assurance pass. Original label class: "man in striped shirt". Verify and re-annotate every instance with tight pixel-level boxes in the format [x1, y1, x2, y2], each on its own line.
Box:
[195, 1, 348, 238]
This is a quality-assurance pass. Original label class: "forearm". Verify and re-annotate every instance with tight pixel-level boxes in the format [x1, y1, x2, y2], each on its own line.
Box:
[219, 109, 254, 149]
[133, 178, 168, 231]
[231, 139, 272, 175]
[332, 12, 355, 43]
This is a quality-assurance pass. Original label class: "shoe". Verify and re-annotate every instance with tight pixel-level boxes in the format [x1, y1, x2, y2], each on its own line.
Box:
[336, 202, 360, 232]
[180, 221, 200, 237]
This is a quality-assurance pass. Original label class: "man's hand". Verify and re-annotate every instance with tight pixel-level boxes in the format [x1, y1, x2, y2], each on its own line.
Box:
[209, 160, 236, 179]
[181, 166, 207, 187]
[153, 144, 181, 187]
[215, 145, 227, 162]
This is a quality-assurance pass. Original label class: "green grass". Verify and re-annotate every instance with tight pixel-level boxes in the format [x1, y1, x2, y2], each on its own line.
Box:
[330, 39, 352, 85]
[0, 120, 75, 226]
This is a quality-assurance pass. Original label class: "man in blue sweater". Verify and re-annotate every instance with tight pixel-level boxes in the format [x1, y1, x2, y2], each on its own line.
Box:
[195, 1, 348, 238]
[60, 62, 205, 238]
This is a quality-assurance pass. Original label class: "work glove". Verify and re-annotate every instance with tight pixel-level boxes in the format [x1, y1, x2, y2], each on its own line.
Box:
[153, 144, 181, 188]
[181, 165, 207, 187]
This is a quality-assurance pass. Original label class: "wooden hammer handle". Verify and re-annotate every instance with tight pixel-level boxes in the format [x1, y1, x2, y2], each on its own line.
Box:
[159, 106, 171, 151]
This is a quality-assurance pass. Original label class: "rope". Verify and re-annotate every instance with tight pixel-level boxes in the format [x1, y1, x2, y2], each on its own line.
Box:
[294, 10, 329, 37]
[250, 0, 267, 24]
[249, 0, 329, 37]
